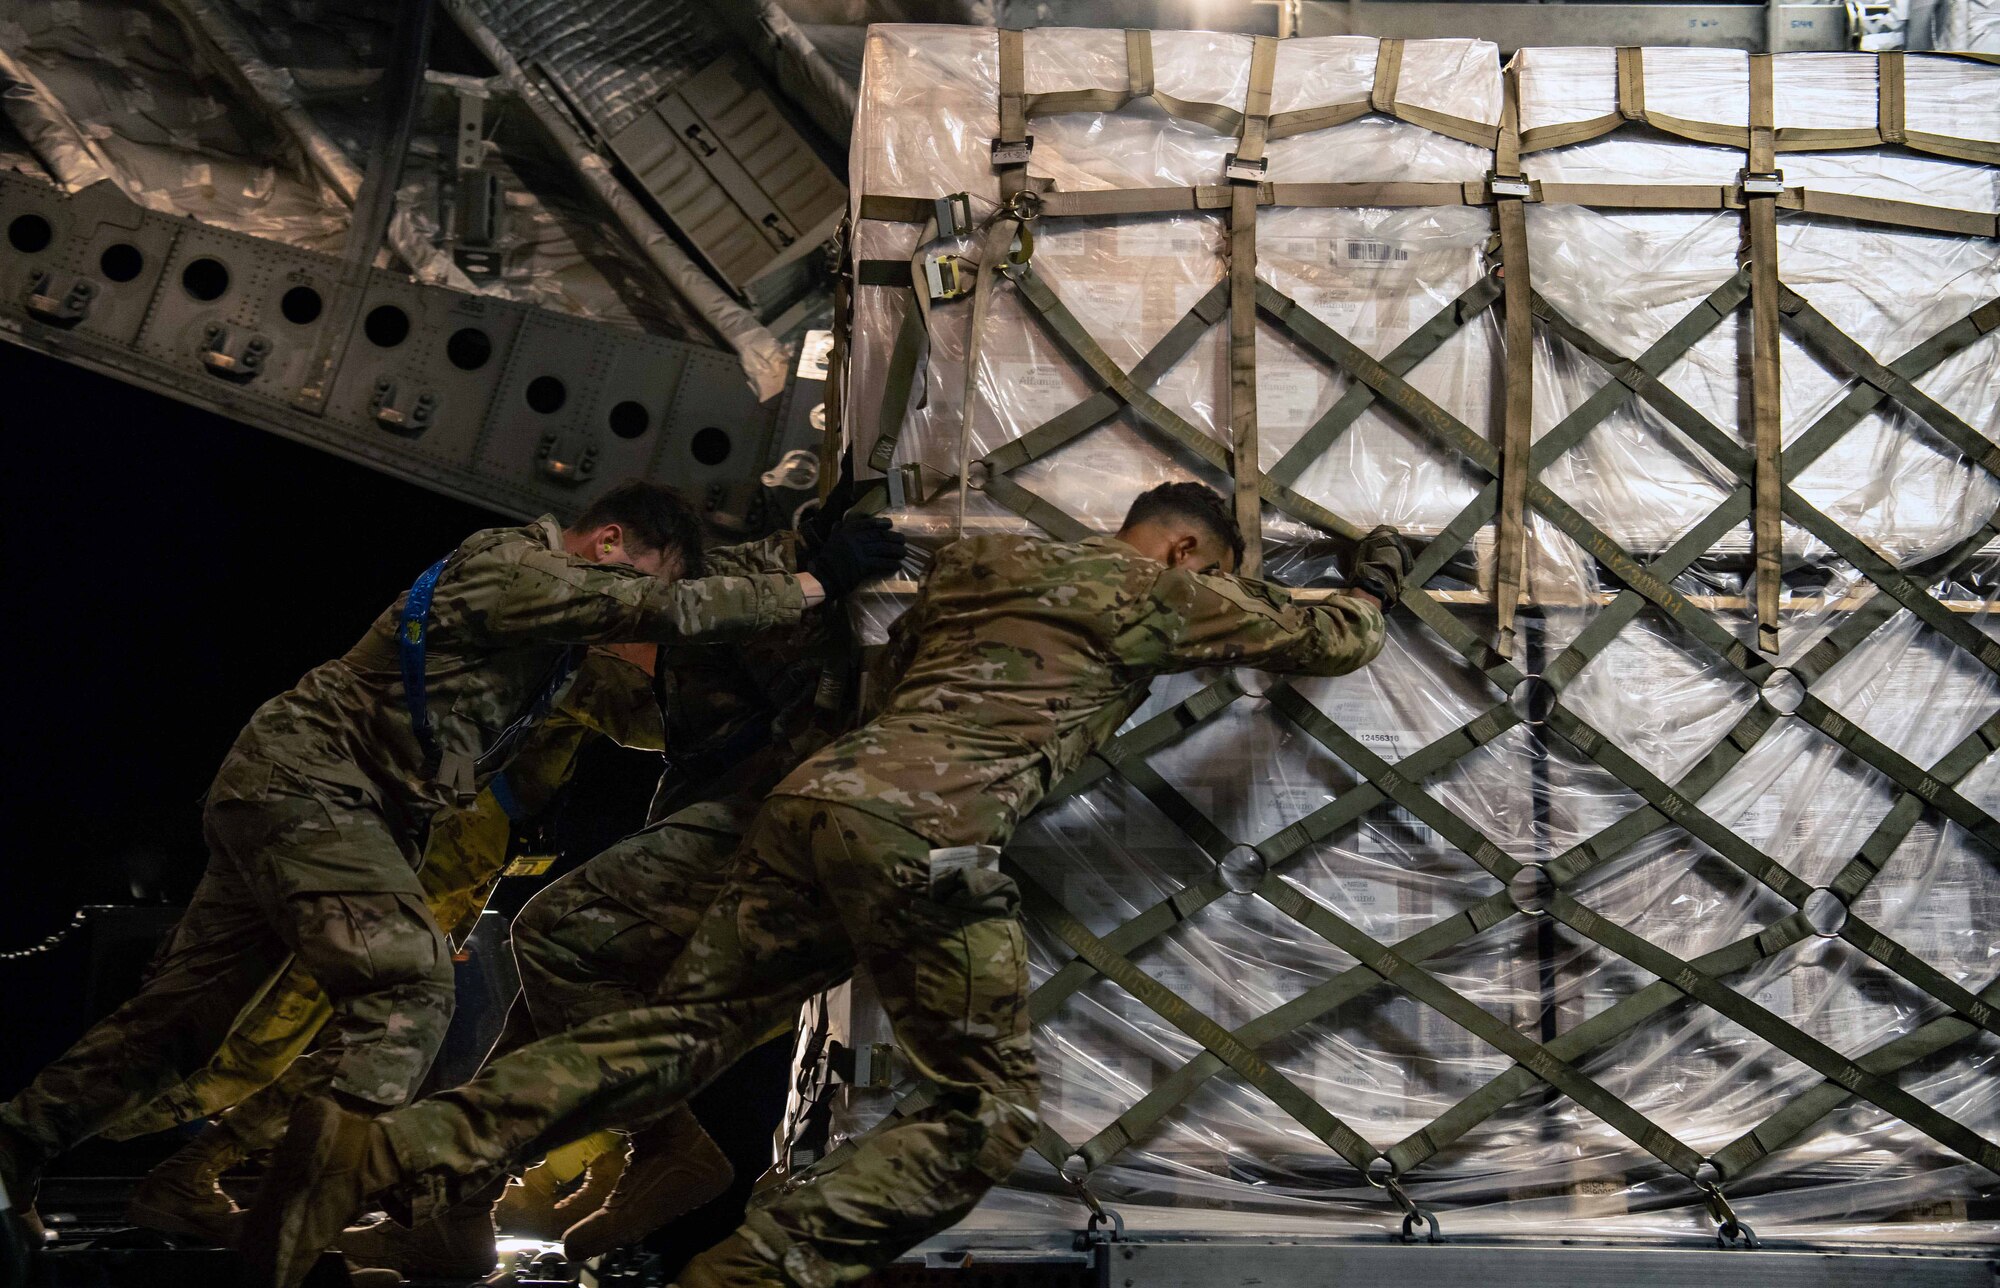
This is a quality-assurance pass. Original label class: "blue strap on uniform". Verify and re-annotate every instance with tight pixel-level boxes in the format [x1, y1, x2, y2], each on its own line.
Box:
[399, 556, 451, 766]
[400, 553, 584, 806]
[486, 770, 528, 822]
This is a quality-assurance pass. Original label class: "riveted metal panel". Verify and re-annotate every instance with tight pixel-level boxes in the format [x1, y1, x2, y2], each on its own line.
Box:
[0, 170, 784, 522]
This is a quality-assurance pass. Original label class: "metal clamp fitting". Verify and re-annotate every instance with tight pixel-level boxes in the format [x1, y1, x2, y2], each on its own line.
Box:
[1701, 1182, 1761, 1249]
[934, 192, 973, 238]
[1385, 1176, 1444, 1245]
[924, 254, 973, 302]
[1739, 169, 1786, 196]
[1224, 152, 1269, 183]
[1487, 171, 1534, 200]
[990, 136, 1034, 167]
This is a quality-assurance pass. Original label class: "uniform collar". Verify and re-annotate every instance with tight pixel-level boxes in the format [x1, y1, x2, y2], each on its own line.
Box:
[532, 514, 566, 551]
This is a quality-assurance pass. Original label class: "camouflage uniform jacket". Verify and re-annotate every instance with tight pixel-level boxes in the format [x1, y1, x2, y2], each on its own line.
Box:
[210, 516, 805, 845]
[777, 533, 1385, 849]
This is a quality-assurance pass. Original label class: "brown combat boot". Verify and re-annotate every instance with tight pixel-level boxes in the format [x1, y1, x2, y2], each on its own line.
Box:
[493, 1160, 566, 1241]
[562, 1113, 733, 1262]
[548, 1139, 626, 1229]
[240, 1097, 402, 1288]
[336, 1181, 500, 1280]
[125, 1124, 249, 1245]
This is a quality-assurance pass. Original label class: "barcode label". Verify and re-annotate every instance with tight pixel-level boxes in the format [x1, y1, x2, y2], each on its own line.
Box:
[1343, 240, 1408, 263]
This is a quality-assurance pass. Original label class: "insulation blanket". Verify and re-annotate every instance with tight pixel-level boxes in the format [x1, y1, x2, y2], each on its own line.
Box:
[811, 27, 2000, 1246]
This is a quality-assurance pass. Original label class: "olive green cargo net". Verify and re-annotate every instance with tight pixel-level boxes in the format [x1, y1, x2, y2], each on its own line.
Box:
[812, 31, 2000, 1244]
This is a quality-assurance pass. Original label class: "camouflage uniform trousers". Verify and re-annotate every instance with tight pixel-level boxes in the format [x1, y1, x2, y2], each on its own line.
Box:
[0, 778, 456, 1186]
[510, 797, 756, 1036]
[380, 797, 1039, 1287]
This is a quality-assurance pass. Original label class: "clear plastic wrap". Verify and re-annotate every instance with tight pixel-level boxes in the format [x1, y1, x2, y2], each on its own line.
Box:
[819, 27, 2000, 1248]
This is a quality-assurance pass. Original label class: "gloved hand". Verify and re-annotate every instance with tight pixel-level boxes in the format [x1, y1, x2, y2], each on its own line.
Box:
[1351, 524, 1413, 605]
[807, 514, 907, 600]
[798, 454, 858, 561]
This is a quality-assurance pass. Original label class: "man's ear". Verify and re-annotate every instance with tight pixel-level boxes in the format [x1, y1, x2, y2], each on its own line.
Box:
[597, 522, 624, 557]
[1166, 531, 1201, 569]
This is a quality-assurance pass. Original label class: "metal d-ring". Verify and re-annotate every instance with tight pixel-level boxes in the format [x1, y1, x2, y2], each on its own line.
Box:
[1384, 1174, 1444, 1244]
[1700, 1179, 1761, 1250]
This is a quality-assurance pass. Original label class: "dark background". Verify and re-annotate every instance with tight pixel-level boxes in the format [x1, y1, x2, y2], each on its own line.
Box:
[0, 338, 787, 1272]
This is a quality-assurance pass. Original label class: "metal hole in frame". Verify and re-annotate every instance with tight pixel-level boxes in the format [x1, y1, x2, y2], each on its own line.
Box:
[1509, 673, 1556, 726]
[99, 243, 144, 282]
[1760, 667, 1805, 716]
[1507, 862, 1556, 916]
[8, 213, 52, 253]
[1802, 887, 1848, 938]
[1221, 844, 1267, 895]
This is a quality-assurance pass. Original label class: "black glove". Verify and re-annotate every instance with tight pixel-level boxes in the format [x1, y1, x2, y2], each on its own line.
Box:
[1351, 524, 1413, 605]
[798, 454, 858, 560]
[807, 514, 907, 600]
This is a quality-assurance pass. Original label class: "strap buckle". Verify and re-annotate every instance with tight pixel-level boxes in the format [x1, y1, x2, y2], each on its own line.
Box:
[923, 253, 973, 301]
[1486, 171, 1534, 200]
[1223, 152, 1268, 183]
[1739, 169, 1786, 197]
[933, 191, 973, 238]
[990, 136, 1033, 167]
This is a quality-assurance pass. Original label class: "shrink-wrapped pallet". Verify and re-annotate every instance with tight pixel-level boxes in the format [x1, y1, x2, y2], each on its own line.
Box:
[795, 27, 2000, 1246]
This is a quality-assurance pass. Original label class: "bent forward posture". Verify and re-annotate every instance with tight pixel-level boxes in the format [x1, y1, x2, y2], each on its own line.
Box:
[248, 483, 1410, 1288]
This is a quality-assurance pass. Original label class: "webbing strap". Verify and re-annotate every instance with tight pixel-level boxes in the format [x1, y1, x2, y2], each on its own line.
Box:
[1406, 696, 2000, 1176]
[987, 282, 1229, 476]
[867, 296, 924, 474]
[1228, 36, 1278, 575]
[1260, 280, 1770, 682]
[1518, 51, 2000, 165]
[1259, 872, 1710, 1181]
[1547, 887, 2000, 1176]
[399, 556, 452, 772]
[1264, 685, 1520, 881]
[868, 183, 1997, 237]
[1000, 30, 1495, 150]
[1493, 66, 1533, 658]
[1747, 54, 1782, 657]
[997, 29, 1027, 200]
[824, 225, 852, 501]
[1019, 873, 1384, 1174]
[1879, 51, 1906, 144]
[955, 223, 1013, 536]
[1712, 979, 2000, 1181]
[1780, 289, 2000, 480]
[1270, 277, 1503, 488]
[1013, 265, 1365, 543]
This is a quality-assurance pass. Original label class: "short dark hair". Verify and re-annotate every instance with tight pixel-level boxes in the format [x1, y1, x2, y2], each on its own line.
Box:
[1119, 482, 1246, 567]
[570, 480, 706, 574]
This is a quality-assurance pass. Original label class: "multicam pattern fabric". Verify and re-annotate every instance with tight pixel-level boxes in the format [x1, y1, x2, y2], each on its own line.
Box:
[106, 652, 661, 1144]
[780, 533, 1386, 847]
[3, 525, 795, 1183]
[0, 787, 457, 1170]
[381, 798, 1038, 1286]
[213, 518, 803, 860]
[358, 534, 1383, 1284]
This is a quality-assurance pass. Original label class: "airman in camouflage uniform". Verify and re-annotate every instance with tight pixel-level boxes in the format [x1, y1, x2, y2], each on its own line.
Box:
[0, 481, 855, 1241]
[335, 596, 848, 1275]
[248, 483, 1402, 1288]
[104, 650, 661, 1245]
